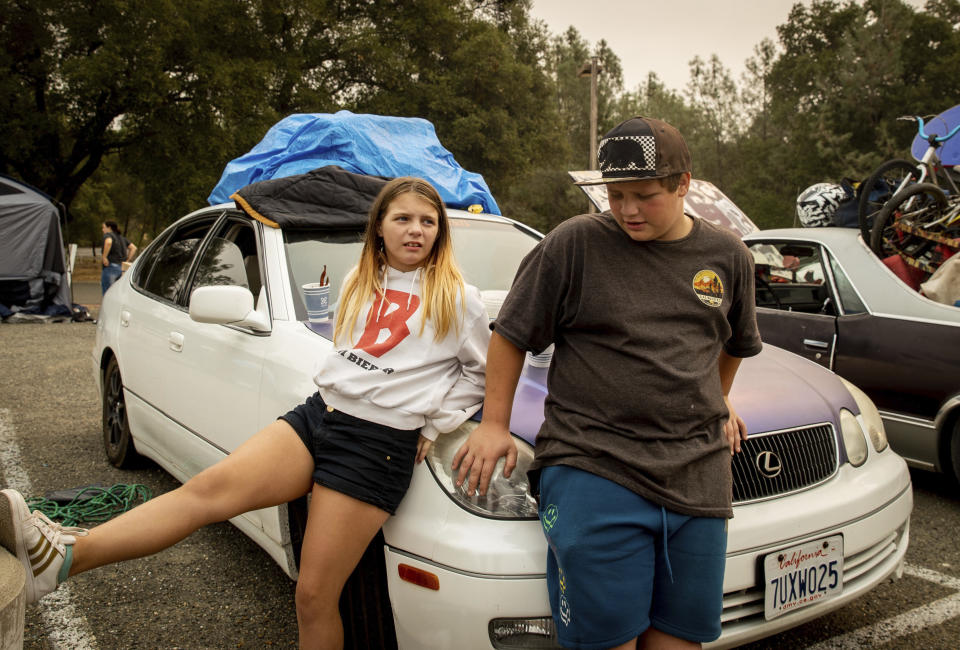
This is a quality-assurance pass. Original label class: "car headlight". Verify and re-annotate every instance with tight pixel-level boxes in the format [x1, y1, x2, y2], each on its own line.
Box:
[426, 420, 539, 519]
[839, 377, 888, 453]
[839, 409, 868, 467]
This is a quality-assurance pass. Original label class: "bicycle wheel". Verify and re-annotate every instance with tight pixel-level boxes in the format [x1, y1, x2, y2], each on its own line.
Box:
[870, 182, 947, 258]
[857, 158, 921, 243]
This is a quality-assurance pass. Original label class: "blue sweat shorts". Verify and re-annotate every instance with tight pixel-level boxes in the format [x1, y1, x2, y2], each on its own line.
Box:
[538, 465, 727, 649]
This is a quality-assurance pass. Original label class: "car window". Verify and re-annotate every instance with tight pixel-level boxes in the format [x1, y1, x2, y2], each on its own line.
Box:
[192, 218, 261, 297]
[748, 241, 836, 315]
[139, 216, 220, 304]
[450, 219, 538, 291]
[129, 229, 172, 289]
[282, 217, 539, 321]
[828, 255, 867, 315]
[284, 229, 365, 318]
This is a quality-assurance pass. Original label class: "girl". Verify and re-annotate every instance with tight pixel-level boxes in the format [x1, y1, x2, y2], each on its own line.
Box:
[1, 177, 490, 649]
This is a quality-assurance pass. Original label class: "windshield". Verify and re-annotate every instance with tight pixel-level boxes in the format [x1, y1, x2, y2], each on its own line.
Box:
[283, 217, 539, 320]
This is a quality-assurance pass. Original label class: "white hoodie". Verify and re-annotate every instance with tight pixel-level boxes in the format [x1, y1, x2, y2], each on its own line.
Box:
[314, 265, 490, 440]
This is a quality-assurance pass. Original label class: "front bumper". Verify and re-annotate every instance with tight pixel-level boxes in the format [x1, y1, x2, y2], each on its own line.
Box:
[709, 449, 912, 648]
[383, 448, 912, 649]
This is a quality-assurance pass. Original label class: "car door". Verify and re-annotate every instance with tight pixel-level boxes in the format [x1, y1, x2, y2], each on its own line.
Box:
[119, 213, 223, 437]
[747, 241, 837, 368]
[165, 214, 271, 474]
[120, 212, 270, 479]
[828, 250, 957, 421]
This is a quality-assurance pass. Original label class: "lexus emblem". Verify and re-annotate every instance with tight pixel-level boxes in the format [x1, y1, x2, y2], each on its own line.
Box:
[756, 451, 783, 478]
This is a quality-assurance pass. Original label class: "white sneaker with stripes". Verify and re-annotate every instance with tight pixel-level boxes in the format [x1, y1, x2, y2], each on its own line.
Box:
[0, 488, 88, 604]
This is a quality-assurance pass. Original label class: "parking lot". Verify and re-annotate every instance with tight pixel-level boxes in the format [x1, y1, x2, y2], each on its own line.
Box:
[1, 301, 958, 648]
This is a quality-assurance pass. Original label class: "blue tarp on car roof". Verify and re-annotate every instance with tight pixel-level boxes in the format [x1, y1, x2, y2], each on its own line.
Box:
[208, 111, 500, 215]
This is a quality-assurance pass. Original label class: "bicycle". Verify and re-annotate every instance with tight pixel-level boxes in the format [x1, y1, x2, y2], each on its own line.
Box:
[870, 180, 960, 274]
[857, 112, 960, 244]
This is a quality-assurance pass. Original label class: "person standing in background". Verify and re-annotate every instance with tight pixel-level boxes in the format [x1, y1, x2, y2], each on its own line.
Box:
[100, 221, 136, 294]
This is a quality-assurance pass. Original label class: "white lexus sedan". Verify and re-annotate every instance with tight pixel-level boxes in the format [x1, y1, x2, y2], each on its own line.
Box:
[93, 181, 911, 648]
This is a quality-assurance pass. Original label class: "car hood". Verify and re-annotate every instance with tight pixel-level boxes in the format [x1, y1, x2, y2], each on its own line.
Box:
[308, 323, 856, 443]
[568, 171, 759, 237]
[503, 345, 856, 446]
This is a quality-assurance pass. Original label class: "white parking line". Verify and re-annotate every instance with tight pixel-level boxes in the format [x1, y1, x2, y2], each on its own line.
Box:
[0, 408, 99, 650]
[807, 564, 960, 649]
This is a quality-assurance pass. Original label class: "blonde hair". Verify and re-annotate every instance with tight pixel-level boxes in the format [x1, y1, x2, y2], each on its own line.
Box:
[334, 177, 465, 344]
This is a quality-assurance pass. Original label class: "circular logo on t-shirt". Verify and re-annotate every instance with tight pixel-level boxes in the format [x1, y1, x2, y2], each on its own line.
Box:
[692, 270, 724, 307]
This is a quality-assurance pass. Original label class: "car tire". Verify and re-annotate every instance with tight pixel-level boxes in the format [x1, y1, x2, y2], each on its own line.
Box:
[950, 418, 960, 485]
[102, 356, 141, 468]
[858, 159, 921, 243]
[869, 182, 946, 259]
[340, 530, 398, 650]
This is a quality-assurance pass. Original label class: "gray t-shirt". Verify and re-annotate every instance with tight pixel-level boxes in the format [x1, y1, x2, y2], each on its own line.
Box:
[495, 212, 762, 518]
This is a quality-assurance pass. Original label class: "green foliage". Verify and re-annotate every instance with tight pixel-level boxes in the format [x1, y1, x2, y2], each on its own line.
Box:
[6, 0, 960, 240]
[72, 157, 151, 250]
[735, 0, 960, 226]
[685, 55, 740, 187]
[1, 0, 575, 233]
[541, 28, 624, 171]
[498, 167, 590, 234]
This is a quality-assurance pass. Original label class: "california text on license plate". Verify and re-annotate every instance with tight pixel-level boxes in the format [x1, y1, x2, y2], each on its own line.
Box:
[763, 535, 843, 620]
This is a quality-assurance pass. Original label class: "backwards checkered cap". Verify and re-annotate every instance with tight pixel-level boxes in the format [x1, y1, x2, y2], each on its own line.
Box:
[576, 117, 691, 185]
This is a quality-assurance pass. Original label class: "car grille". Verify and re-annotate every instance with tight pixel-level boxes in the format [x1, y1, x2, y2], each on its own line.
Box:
[732, 424, 838, 504]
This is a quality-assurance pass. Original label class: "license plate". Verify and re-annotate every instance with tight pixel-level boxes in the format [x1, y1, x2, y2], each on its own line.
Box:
[763, 535, 843, 620]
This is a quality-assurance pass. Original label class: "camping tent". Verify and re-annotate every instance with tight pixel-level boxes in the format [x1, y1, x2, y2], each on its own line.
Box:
[0, 175, 72, 318]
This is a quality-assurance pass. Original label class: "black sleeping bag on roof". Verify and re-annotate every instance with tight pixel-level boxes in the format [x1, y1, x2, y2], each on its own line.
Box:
[231, 165, 390, 230]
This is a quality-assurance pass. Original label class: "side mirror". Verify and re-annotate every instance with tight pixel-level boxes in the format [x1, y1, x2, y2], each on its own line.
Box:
[189, 285, 270, 332]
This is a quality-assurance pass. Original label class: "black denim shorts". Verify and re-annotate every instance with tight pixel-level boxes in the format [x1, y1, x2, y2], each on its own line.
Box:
[280, 392, 420, 515]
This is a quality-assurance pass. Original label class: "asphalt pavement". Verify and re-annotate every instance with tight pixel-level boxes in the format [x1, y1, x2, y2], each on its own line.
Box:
[1, 312, 959, 648]
[0, 319, 299, 649]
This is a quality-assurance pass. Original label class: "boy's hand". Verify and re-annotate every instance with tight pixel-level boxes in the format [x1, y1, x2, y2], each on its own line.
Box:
[452, 422, 517, 496]
[415, 435, 432, 464]
[723, 396, 748, 454]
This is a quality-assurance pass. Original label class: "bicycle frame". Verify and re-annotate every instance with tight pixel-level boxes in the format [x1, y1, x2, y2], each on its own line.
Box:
[893, 116, 960, 226]
[903, 115, 960, 195]
[866, 114, 960, 268]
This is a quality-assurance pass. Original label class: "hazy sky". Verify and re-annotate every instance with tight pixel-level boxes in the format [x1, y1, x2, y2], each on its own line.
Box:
[528, 0, 924, 93]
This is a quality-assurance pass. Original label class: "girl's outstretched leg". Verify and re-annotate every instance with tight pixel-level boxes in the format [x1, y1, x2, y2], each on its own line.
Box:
[56, 419, 312, 580]
[295, 484, 390, 650]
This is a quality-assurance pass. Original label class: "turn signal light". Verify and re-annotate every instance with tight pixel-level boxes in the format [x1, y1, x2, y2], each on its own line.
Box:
[398, 563, 439, 590]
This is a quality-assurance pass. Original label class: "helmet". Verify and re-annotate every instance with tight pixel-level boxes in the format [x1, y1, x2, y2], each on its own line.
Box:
[796, 182, 846, 227]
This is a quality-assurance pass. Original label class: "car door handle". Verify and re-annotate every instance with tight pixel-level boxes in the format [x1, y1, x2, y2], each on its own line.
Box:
[169, 332, 184, 353]
[803, 339, 830, 349]
[120, 310, 131, 327]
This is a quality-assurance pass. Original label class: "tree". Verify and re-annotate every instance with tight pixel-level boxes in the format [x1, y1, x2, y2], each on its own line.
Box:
[541, 28, 624, 170]
[685, 55, 741, 188]
[741, 38, 778, 143]
[25, 0, 960, 241]
[899, 0, 960, 120]
[740, 0, 926, 226]
[3, 0, 575, 235]
[610, 72, 702, 168]
[0, 0, 290, 215]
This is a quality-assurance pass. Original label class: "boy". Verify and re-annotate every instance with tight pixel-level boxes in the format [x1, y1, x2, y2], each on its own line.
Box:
[453, 117, 762, 649]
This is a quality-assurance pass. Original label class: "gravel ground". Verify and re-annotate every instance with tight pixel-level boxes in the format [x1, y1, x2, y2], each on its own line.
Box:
[0, 319, 299, 649]
[3, 288, 960, 648]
